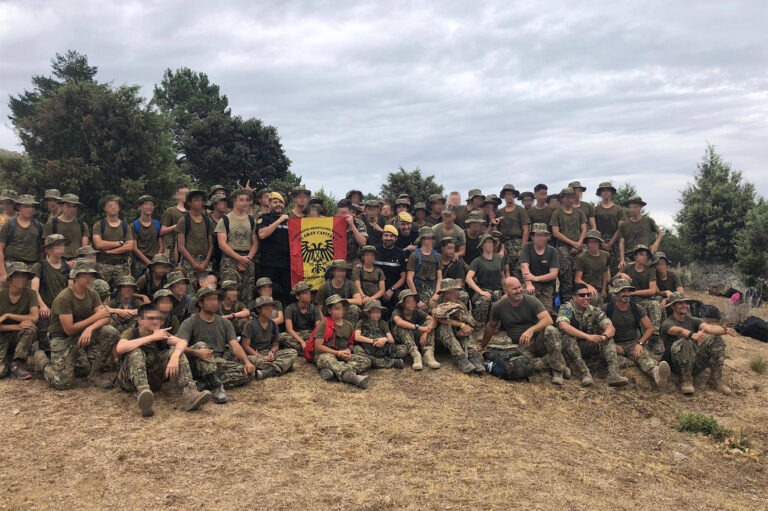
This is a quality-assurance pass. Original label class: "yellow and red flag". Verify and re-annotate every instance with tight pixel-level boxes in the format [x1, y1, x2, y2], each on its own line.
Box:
[288, 216, 347, 290]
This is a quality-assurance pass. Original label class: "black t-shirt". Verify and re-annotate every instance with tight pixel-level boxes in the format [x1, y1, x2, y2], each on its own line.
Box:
[375, 244, 406, 290]
[395, 230, 418, 251]
[464, 234, 482, 264]
[256, 212, 290, 268]
[519, 242, 559, 287]
[468, 255, 504, 291]
[441, 258, 466, 282]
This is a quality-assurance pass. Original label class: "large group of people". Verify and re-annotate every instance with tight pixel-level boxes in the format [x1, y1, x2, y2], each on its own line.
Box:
[0, 181, 737, 417]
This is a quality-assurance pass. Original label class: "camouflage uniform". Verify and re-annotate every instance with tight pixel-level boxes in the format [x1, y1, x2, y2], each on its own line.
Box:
[601, 231, 621, 277]
[354, 320, 408, 368]
[634, 298, 662, 335]
[44, 326, 120, 390]
[392, 322, 435, 351]
[556, 299, 619, 371]
[557, 245, 576, 304]
[226, 346, 297, 375]
[96, 261, 131, 291]
[219, 256, 256, 303]
[531, 283, 556, 316]
[315, 352, 371, 379]
[432, 301, 476, 357]
[278, 330, 311, 353]
[187, 344, 254, 389]
[0, 326, 37, 376]
[486, 325, 568, 373]
[117, 344, 198, 393]
[670, 335, 726, 376]
[616, 339, 660, 376]
[180, 257, 213, 293]
[471, 289, 503, 333]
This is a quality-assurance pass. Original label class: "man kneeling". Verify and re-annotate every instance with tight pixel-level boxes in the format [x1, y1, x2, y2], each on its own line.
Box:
[115, 303, 211, 417]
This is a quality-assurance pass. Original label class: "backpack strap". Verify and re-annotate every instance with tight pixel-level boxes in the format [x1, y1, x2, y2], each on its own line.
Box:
[222, 215, 230, 236]
[52, 217, 59, 235]
[203, 215, 212, 237]
[5, 217, 16, 244]
[133, 219, 141, 235]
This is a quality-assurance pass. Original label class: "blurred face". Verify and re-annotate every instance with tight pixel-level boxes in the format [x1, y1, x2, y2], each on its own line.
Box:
[170, 281, 187, 296]
[534, 189, 547, 203]
[469, 222, 483, 234]
[337, 207, 351, 217]
[175, 187, 190, 203]
[600, 190, 613, 201]
[76, 273, 96, 288]
[18, 204, 36, 219]
[259, 304, 275, 319]
[258, 284, 273, 297]
[482, 203, 494, 215]
[443, 289, 458, 302]
[502, 191, 516, 204]
[188, 196, 204, 212]
[441, 242, 456, 258]
[449, 192, 461, 205]
[234, 194, 251, 212]
[634, 251, 649, 265]
[617, 289, 632, 304]
[403, 296, 416, 312]
[362, 252, 375, 264]
[415, 209, 426, 219]
[382, 232, 396, 246]
[471, 197, 484, 208]
[154, 264, 171, 278]
[587, 239, 601, 252]
[400, 221, 412, 235]
[259, 192, 271, 207]
[2, 200, 14, 214]
[61, 202, 78, 217]
[561, 195, 574, 208]
[655, 259, 668, 273]
[200, 275, 217, 289]
[381, 204, 392, 218]
[331, 268, 346, 282]
[225, 289, 238, 301]
[119, 286, 135, 299]
[294, 193, 309, 208]
[420, 237, 434, 250]
[442, 213, 454, 224]
[365, 206, 380, 219]
[395, 204, 409, 214]
[45, 199, 60, 213]
[9, 274, 28, 288]
[549, 197, 560, 209]
[628, 204, 642, 217]
[329, 303, 345, 320]
[214, 199, 228, 213]
[522, 197, 534, 209]
[672, 301, 688, 316]
[533, 232, 549, 247]
[49, 243, 67, 258]
[139, 201, 154, 216]
[367, 308, 382, 322]
[296, 290, 311, 304]
[155, 297, 173, 314]
[201, 295, 221, 314]
[431, 201, 444, 215]
[139, 310, 165, 331]
[482, 238, 494, 252]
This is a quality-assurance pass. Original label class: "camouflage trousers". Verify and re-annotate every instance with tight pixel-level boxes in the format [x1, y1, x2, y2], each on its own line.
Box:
[616, 339, 658, 376]
[569, 334, 620, 372]
[187, 343, 253, 389]
[97, 261, 131, 291]
[529, 283, 556, 316]
[131, 258, 149, 280]
[117, 346, 196, 392]
[36, 316, 50, 352]
[0, 327, 37, 376]
[601, 233, 621, 276]
[315, 352, 371, 379]
[228, 347, 297, 375]
[181, 257, 213, 293]
[471, 289, 503, 331]
[670, 335, 726, 376]
[557, 246, 576, 303]
[110, 314, 138, 333]
[344, 305, 361, 325]
[487, 325, 568, 373]
[503, 239, 523, 278]
[225, 316, 248, 337]
[279, 330, 311, 353]
[354, 343, 409, 369]
[436, 323, 475, 357]
[43, 325, 120, 390]
[392, 324, 435, 351]
[634, 298, 662, 334]
[220, 256, 256, 303]
[414, 280, 437, 307]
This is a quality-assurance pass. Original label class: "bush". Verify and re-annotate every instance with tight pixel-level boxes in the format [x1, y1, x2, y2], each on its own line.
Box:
[722, 429, 755, 452]
[677, 412, 728, 441]
[750, 356, 766, 375]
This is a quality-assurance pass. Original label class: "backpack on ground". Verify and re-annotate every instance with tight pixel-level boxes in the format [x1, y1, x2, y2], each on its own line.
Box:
[735, 316, 768, 343]
[483, 348, 534, 380]
[689, 300, 721, 320]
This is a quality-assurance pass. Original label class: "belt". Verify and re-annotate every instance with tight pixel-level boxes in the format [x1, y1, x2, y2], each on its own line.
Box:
[234, 250, 250, 256]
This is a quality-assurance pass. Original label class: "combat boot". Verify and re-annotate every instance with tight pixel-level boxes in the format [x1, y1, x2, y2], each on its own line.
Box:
[393, 358, 405, 369]
[319, 368, 334, 381]
[707, 367, 732, 395]
[88, 361, 114, 389]
[409, 346, 423, 371]
[256, 366, 277, 380]
[341, 371, 369, 389]
[467, 349, 485, 374]
[607, 369, 629, 387]
[209, 374, 228, 404]
[551, 371, 564, 386]
[33, 350, 49, 373]
[652, 361, 671, 391]
[680, 372, 695, 395]
[575, 359, 593, 387]
[182, 385, 212, 411]
[454, 354, 475, 374]
[137, 388, 154, 417]
[422, 346, 441, 369]
[10, 361, 31, 380]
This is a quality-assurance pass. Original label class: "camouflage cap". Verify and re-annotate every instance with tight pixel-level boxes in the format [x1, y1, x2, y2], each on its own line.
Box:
[416, 226, 436, 245]
[251, 295, 279, 310]
[255, 277, 274, 288]
[500, 184, 519, 197]
[5, 262, 34, 279]
[362, 299, 386, 312]
[152, 288, 177, 303]
[290, 281, 313, 295]
[221, 280, 239, 291]
[559, 187, 576, 197]
[395, 198, 411, 207]
[519, 191, 534, 201]
[631, 244, 652, 256]
[438, 278, 462, 293]
[465, 212, 486, 225]
[136, 194, 156, 206]
[184, 189, 207, 208]
[308, 195, 325, 206]
[345, 189, 363, 200]
[208, 184, 227, 196]
[465, 189, 484, 202]
[148, 253, 172, 267]
[364, 199, 380, 208]
[60, 193, 83, 206]
[0, 189, 18, 202]
[439, 235, 457, 246]
[291, 186, 311, 197]
[14, 194, 39, 206]
[652, 251, 671, 265]
[397, 193, 413, 201]
[325, 260, 350, 277]
[75, 245, 99, 256]
[483, 194, 501, 206]
[396, 289, 418, 307]
[568, 180, 587, 192]
[531, 223, 550, 235]
[490, 230, 503, 239]
[165, 271, 190, 287]
[43, 234, 71, 247]
[324, 294, 349, 310]
[595, 181, 617, 196]
[91, 279, 111, 296]
[71, 261, 99, 278]
[442, 206, 455, 216]
[477, 233, 494, 245]
[196, 286, 223, 305]
[427, 194, 446, 207]
[257, 187, 273, 197]
[359, 245, 377, 255]
[413, 202, 427, 212]
[397, 211, 413, 223]
[115, 275, 138, 288]
[98, 194, 125, 211]
[44, 189, 62, 201]
[584, 229, 603, 243]
[210, 193, 228, 205]
[623, 195, 647, 207]
[609, 278, 636, 294]
[667, 291, 693, 308]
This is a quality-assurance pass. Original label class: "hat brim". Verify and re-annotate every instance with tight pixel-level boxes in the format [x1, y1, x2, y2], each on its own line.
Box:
[73, 270, 100, 278]
[500, 189, 520, 198]
[14, 201, 39, 206]
[666, 298, 693, 308]
[197, 290, 224, 305]
[61, 199, 83, 206]
[466, 194, 485, 202]
[7, 270, 35, 280]
[596, 187, 617, 196]
[611, 285, 636, 293]
[251, 299, 279, 310]
[624, 200, 647, 207]
[438, 286, 461, 293]
[44, 238, 72, 248]
[584, 235, 603, 243]
[149, 260, 172, 267]
[166, 277, 190, 287]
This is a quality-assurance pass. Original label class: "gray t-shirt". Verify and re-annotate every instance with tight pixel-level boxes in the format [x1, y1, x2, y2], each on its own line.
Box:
[177, 314, 236, 355]
[489, 295, 546, 342]
[242, 318, 277, 352]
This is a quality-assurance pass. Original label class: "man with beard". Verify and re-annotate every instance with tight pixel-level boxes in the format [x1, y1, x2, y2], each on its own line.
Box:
[256, 192, 291, 303]
[373, 225, 407, 313]
[394, 212, 418, 254]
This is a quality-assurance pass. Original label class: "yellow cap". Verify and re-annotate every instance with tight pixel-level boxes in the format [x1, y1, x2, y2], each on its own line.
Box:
[383, 224, 399, 236]
[271, 192, 285, 204]
[398, 212, 413, 223]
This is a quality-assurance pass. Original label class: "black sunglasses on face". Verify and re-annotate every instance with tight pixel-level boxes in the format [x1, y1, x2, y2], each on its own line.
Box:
[576, 293, 591, 297]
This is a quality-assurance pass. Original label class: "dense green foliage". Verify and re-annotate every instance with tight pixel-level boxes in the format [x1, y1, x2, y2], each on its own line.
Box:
[380, 167, 444, 205]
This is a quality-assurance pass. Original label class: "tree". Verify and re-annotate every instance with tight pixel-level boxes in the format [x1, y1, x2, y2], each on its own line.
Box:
[380, 166, 444, 205]
[7, 51, 183, 220]
[314, 187, 338, 216]
[675, 144, 756, 262]
[614, 182, 645, 215]
[658, 227, 693, 266]
[735, 198, 768, 291]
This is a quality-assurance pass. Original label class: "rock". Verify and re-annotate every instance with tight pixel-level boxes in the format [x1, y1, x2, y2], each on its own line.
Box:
[11, 409, 19, 416]
[672, 451, 687, 460]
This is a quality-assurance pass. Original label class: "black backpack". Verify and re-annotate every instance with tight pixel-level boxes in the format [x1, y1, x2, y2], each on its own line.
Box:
[484, 348, 534, 380]
[221, 215, 255, 236]
[736, 316, 768, 343]
[99, 218, 128, 238]
[688, 300, 721, 320]
[184, 212, 213, 238]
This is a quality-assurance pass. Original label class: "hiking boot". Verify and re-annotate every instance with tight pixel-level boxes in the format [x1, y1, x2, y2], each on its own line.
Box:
[680, 372, 695, 395]
[648, 335, 664, 356]
[563, 366, 572, 380]
[551, 371, 564, 386]
[341, 371, 369, 389]
[575, 360, 593, 387]
[708, 367, 732, 395]
[393, 358, 405, 369]
[10, 361, 31, 380]
[422, 346, 441, 369]
[256, 366, 277, 380]
[410, 347, 423, 371]
[454, 354, 475, 374]
[210, 374, 228, 404]
[88, 361, 114, 389]
[34, 350, 49, 373]
[467, 349, 485, 374]
[607, 370, 629, 387]
[319, 368, 334, 381]
[137, 388, 154, 417]
[182, 385, 211, 411]
[653, 361, 671, 391]
[196, 378, 208, 392]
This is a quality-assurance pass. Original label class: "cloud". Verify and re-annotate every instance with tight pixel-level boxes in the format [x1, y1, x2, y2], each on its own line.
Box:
[1, 0, 767, 227]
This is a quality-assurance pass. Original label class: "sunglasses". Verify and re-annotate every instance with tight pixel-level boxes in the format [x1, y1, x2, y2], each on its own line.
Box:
[576, 293, 591, 298]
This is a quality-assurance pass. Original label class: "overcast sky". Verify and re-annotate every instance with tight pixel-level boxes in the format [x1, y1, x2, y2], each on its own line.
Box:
[2, 1, 767, 226]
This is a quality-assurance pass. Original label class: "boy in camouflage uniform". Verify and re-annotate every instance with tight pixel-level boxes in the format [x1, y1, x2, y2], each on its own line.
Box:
[176, 189, 214, 293]
[115, 303, 211, 417]
[215, 189, 258, 302]
[431, 279, 481, 374]
[219, 280, 250, 336]
[466, 233, 505, 337]
[314, 260, 363, 324]
[0, 263, 39, 379]
[556, 283, 628, 387]
[92, 195, 134, 290]
[661, 292, 734, 395]
[313, 295, 371, 388]
[280, 281, 322, 352]
[390, 289, 439, 370]
[497, 184, 531, 277]
[549, 187, 587, 303]
[240, 296, 297, 380]
[354, 300, 407, 369]
[594, 182, 626, 275]
[0, 194, 43, 277]
[519, 223, 560, 316]
[106, 275, 144, 331]
[406, 227, 443, 309]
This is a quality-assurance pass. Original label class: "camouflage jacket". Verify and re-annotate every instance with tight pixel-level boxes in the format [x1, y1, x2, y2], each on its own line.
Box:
[556, 299, 611, 335]
[430, 301, 475, 327]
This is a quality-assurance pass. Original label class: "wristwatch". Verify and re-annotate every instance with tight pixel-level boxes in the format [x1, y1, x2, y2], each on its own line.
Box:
[687, 331, 694, 339]
[119, 240, 125, 247]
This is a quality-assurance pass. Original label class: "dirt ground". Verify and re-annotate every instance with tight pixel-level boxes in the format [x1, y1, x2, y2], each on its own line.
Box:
[1, 291, 766, 510]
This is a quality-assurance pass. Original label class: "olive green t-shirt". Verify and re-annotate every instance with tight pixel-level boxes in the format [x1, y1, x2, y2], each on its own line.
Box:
[604, 302, 648, 343]
[241, 318, 277, 352]
[93, 219, 134, 264]
[31, 260, 69, 307]
[657, 271, 683, 294]
[133, 219, 161, 259]
[0, 287, 38, 324]
[219, 301, 247, 317]
[574, 202, 595, 221]
[549, 208, 587, 245]
[175, 214, 211, 258]
[214, 212, 255, 253]
[660, 314, 703, 350]
[0, 219, 41, 263]
[315, 280, 356, 305]
[468, 255, 504, 291]
[43, 217, 90, 258]
[285, 302, 322, 331]
[355, 318, 390, 339]
[432, 223, 466, 248]
[573, 250, 611, 291]
[161, 206, 186, 249]
[594, 204, 626, 238]
[624, 263, 656, 292]
[314, 319, 355, 351]
[407, 249, 440, 282]
[353, 266, 385, 297]
[120, 325, 171, 353]
[527, 206, 554, 226]
[489, 295, 546, 344]
[452, 205, 470, 229]
[497, 206, 530, 238]
[176, 314, 236, 355]
[618, 216, 659, 252]
[49, 287, 101, 338]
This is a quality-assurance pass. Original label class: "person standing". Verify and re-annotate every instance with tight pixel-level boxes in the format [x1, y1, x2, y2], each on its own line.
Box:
[617, 196, 663, 267]
[454, 189, 484, 229]
[373, 225, 406, 312]
[92, 195, 134, 290]
[42, 189, 63, 223]
[43, 193, 90, 264]
[425, 194, 446, 226]
[549, 187, 587, 303]
[176, 190, 214, 293]
[216, 189, 258, 303]
[497, 184, 530, 277]
[526, 184, 554, 228]
[256, 192, 291, 304]
[593, 182, 626, 275]
[568, 181, 596, 230]
[519, 223, 560, 316]
[0, 194, 43, 278]
[131, 195, 164, 278]
[573, 230, 611, 306]
[161, 184, 189, 264]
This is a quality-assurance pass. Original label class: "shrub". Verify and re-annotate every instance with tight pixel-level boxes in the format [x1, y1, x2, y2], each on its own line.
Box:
[677, 412, 728, 441]
[749, 356, 766, 375]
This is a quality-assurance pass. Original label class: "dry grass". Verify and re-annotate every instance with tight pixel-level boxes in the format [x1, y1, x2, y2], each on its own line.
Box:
[1, 291, 767, 510]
